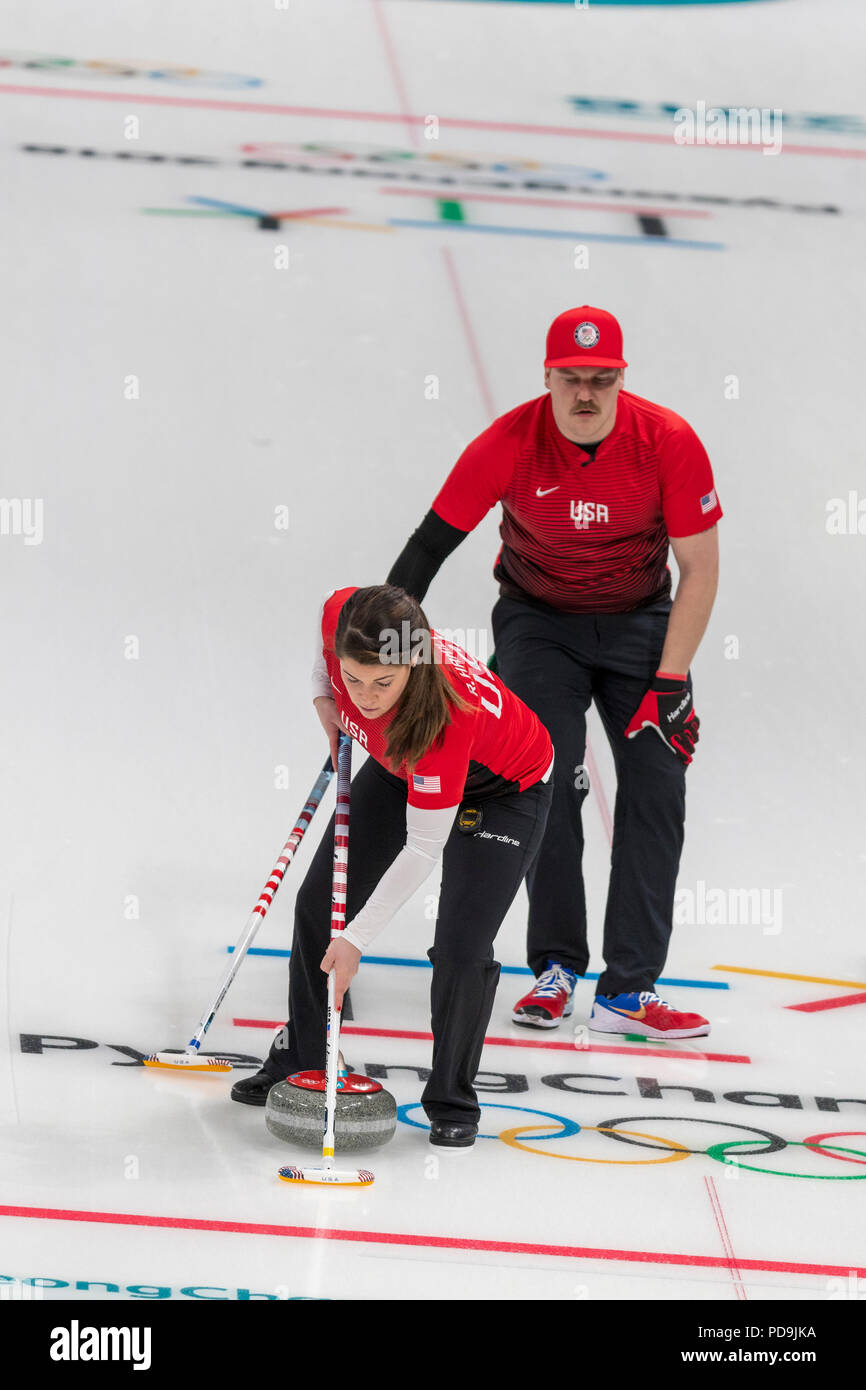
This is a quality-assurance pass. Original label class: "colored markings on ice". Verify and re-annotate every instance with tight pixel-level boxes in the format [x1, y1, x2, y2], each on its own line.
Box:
[786, 992, 866, 1014]
[714, 964, 866, 989]
[232, 1017, 748, 1064]
[715, 963, 866, 1011]
[1, 1204, 859, 1280]
[227, 946, 728, 991]
[387, 218, 724, 250]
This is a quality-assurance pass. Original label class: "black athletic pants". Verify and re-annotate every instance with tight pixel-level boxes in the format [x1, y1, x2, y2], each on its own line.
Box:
[491, 594, 689, 995]
[264, 756, 553, 1125]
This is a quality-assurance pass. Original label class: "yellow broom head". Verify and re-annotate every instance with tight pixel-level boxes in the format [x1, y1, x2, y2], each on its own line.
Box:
[277, 1164, 374, 1187]
[143, 1052, 232, 1073]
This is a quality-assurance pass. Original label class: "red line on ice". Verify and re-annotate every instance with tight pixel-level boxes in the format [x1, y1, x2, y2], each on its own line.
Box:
[371, 0, 419, 148]
[704, 1176, 747, 1301]
[232, 1017, 749, 1064]
[440, 246, 497, 421]
[786, 991, 866, 1013]
[1, 85, 863, 158]
[0, 1204, 861, 1279]
[582, 739, 613, 846]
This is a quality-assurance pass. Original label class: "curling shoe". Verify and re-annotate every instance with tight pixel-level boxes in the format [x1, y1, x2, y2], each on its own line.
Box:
[590, 991, 710, 1039]
[512, 960, 577, 1029]
[230, 1068, 282, 1106]
[429, 1120, 478, 1149]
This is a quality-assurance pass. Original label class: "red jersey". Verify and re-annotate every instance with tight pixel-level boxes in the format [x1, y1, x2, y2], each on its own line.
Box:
[432, 390, 723, 613]
[322, 588, 552, 810]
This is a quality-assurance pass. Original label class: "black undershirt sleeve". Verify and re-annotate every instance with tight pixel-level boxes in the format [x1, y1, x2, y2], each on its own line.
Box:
[386, 508, 470, 604]
[389, 439, 597, 605]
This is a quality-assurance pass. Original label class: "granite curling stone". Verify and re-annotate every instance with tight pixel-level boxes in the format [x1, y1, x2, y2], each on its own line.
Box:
[265, 1070, 397, 1152]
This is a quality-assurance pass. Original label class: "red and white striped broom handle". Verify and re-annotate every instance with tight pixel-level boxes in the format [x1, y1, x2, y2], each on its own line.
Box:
[323, 731, 352, 1163]
[187, 756, 335, 1052]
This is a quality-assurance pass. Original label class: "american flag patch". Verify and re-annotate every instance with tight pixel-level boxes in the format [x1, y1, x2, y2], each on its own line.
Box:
[412, 774, 441, 794]
[700, 488, 717, 515]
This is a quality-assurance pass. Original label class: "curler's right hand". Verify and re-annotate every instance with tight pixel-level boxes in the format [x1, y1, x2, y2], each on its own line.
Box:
[314, 696, 342, 772]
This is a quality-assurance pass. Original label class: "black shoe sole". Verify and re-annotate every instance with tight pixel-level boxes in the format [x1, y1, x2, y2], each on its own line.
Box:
[429, 1123, 478, 1149]
[230, 1076, 280, 1106]
[230, 1088, 268, 1107]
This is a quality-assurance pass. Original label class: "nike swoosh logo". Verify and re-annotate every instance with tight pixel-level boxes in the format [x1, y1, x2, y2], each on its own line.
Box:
[606, 1004, 646, 1020]
[536, 486, 560, 497]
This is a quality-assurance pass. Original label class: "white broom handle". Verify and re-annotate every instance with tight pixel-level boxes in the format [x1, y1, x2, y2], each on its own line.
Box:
[322, 732, 352, 1165]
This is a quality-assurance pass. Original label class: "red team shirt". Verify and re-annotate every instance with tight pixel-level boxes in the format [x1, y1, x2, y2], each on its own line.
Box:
[322, 588, 553, 811]
[432, 390, 723, 613]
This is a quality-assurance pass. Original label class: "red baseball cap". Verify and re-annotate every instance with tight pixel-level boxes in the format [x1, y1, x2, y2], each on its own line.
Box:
[544, 306, 627, 369]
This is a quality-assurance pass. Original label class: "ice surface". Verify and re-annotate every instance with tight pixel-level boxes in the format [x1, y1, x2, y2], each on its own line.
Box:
[1, 0, 864, 1303]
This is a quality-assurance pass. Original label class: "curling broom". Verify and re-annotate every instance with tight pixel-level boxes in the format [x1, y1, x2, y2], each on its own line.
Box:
[145, 757, 335, 1072]
[278, 733, 374, 1185]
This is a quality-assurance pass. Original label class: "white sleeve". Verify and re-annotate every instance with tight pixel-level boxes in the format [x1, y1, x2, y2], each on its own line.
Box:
[311, 594, 335, 702]
[342, 802, 458, 952]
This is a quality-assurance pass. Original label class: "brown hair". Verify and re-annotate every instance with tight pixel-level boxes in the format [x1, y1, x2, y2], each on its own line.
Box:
[333, 585, 471, 772]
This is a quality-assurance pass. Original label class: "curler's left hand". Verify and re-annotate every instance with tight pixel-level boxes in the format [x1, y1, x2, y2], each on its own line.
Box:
[624, 672, 700, 768]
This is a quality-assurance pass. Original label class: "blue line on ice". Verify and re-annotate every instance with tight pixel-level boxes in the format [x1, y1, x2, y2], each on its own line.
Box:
[226, 947, 729, 989]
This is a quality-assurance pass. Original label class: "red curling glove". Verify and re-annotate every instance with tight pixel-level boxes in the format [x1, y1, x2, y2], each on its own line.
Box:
[624, 670, 700, 767]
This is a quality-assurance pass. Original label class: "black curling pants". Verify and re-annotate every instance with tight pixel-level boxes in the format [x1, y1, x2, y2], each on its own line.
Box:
[491, 594, 688, 996]
[264, 756, 552, 1125]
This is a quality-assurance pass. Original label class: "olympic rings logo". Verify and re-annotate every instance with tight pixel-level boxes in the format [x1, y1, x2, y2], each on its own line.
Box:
[398, 1104, 866, 1179]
